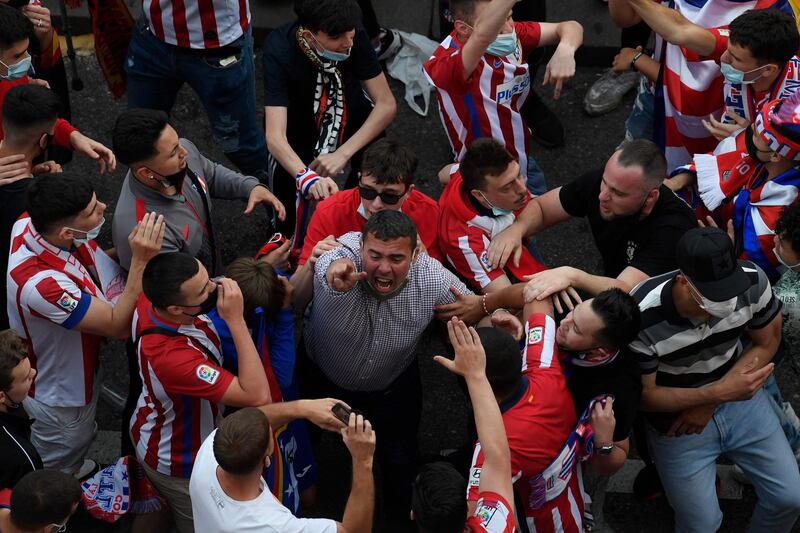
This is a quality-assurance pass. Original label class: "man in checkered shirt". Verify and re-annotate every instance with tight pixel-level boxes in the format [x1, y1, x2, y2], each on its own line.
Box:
[299, 209, 485, 525]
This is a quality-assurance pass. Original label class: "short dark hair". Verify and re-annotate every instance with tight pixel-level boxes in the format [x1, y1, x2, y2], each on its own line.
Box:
[590, 288, 642, 348]
[9, 470, 81, 530]
[2, 84, 61, 141]
[362, 209, 418, 251]
[294, 0, 362, 36]
[616, 139, 667, 187]
[112, 108, 170, 166]
[460, 138, 516, 192]
[450, 0, 490, 24]
[142, 253, 200, 309]
[729, 9, 799, 67]
[0, 330, 27, 392]
[479, 327, 521, 400]
[776, 202, 800, 258]
[411, 462, 467, 533]
[0, 5, 32, 52]
[26, 172, 94, 235]
[360, 138, 418, 186]
[225, 257, 285, 322]
[214, 407, 271, 476]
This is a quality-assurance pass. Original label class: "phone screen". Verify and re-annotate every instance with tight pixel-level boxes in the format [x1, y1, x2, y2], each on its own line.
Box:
[331, 402, 352, 425]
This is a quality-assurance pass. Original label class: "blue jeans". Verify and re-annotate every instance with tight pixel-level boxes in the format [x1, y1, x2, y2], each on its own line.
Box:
[764, 373, 800, 451]
[525, 155, 547, 196]
[618, 75, 654, 149]
[125, 18, 269, 182]
[647, 389, 800, 533]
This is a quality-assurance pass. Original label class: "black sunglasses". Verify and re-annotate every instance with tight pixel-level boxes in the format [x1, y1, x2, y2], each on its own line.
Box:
[357, 184, 408, 205]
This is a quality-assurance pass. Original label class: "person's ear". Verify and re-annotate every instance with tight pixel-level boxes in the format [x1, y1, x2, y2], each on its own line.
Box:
[134, 165, 154, 182]
[163, 304, 185, 317]
[763, 63, 780, 79]
[770, 151, 783, 164]
[411, 245, 420, 262]
[469, 188, 486, 204]
[0, 390, 7, 406]
[587, 346, 614, 359]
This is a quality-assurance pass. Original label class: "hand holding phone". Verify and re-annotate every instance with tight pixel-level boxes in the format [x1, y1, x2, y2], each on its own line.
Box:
[331, 402, 353, 426]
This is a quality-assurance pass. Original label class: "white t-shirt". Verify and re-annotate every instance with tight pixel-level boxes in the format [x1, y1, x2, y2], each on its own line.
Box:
[189, 429, 338, 533]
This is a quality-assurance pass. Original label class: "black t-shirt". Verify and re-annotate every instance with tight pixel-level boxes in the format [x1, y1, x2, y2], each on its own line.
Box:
[566, 350, 642, 442]
[262, 21, 382, 164]
[0, 178, 31, 330]
[559, 170, 696, 278]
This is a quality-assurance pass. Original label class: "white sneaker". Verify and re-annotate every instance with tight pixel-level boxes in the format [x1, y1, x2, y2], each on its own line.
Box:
[75, 459, 98, 480]
[584, 69, 640, 117]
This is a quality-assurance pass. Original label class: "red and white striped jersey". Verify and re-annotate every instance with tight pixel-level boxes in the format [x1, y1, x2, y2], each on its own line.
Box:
[424, 23, 541, 172]
[465, 491, 516, 533]
[467, 313, 581, 533]
[654, 0, 779, 170]
[438, 167, 546, 291]
[129, 295, 234, 478]
[143, 0, 251, 49]
[7, 216, 125, 407]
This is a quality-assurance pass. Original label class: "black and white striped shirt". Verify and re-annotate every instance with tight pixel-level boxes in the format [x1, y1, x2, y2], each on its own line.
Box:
[628, 261, 781, 390]
[304, 232, 471, 391]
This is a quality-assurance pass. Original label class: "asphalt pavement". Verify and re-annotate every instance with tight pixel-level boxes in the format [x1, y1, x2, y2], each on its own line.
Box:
[53, 31, 800, 533]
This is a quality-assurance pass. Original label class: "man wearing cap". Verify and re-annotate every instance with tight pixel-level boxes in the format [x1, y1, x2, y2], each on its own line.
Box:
[628, 226, 800, 533]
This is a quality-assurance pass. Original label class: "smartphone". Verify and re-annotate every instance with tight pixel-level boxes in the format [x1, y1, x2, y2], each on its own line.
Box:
[331, 402, 352, 425]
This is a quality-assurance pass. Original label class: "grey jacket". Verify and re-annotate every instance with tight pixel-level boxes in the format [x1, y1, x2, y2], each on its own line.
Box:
[112, 138, 259, 274]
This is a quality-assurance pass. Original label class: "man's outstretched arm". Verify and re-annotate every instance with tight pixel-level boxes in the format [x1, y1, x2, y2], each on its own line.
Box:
[626, 0, 717, 56]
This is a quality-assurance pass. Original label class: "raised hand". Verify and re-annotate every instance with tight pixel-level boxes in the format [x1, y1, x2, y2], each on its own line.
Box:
[326, 258, 366, 293]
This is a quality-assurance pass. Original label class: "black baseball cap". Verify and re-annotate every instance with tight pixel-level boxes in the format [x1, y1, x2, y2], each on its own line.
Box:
[676, 227, 749, 301]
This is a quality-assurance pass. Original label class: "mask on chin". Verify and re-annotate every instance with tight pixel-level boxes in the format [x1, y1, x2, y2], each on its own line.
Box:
[146, 166, 187, 189]
[181, 289, 218, 317]
[744, 127, 771, 163]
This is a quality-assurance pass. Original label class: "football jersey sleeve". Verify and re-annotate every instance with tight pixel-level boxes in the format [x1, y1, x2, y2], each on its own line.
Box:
[445, 227, 508, 291]
[465, 491, 516, 533]
[21, 272, 91, 330]
[516, 21, 542, 56]
[424, 45, 471, 95]
[466, 442, 486, 503]
[521, 313, 561, 375]
[147, 340, 234, 404]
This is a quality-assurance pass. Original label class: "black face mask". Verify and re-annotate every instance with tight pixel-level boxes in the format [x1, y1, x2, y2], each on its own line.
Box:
[147, 166, 187, 189]
[181, 289, 218, 317]
[744, 127, 770, 163]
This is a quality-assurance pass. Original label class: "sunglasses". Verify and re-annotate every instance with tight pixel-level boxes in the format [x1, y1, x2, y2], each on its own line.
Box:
[357, 184, 408, 205]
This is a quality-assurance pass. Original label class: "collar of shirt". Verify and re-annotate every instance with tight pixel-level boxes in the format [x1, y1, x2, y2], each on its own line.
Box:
[660, 277, 695, 327]
[499, 377, 530, 414]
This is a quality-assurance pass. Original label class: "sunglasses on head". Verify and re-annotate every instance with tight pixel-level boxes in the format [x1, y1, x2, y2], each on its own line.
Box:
[357, 184, 408, 205]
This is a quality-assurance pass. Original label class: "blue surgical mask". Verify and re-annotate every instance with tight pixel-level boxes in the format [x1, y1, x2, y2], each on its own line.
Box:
[486, 30, 517, 57]
[0, 56, 32, 81]
[309, 33, 351, 62]
[479, 191, 513, 216]
[720, 62, 769, 85]
[65, 217, 106, 245]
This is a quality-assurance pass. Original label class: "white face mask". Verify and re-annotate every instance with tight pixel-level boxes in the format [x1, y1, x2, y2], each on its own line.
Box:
[688, 281, 738, 318]
[774, 246, 800, 271]
[64, 216, 106, 245]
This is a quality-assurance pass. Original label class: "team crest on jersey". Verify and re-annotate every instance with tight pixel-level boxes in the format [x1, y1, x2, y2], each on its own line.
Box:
[468, 467, 481, 487]
[626, 240, 637, 263]
[196, 364, 220, 385]
[527, 326, 542, 345]
[476, 502, 498, 524]
[57, 292, 78, 312]
[479, 251, 495, 271]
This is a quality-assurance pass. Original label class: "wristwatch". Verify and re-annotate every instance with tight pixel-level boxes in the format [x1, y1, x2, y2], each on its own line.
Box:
[630, 51, 644, 70]
[597, 443, 615, 456]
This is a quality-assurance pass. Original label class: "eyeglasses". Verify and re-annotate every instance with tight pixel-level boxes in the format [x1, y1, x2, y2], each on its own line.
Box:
[357, 183, 408, 205]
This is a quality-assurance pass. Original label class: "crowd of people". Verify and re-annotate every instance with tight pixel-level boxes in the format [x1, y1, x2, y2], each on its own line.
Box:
[1, 0, 800, 531]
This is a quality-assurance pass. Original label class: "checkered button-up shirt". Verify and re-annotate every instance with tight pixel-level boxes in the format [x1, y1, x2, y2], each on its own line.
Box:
[304, 232, 471, 391]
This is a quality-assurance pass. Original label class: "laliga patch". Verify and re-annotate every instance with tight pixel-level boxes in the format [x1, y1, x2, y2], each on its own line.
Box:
[476, 503, 498, 524]
[479, 251, 495, 272]
[196, 364, 220, 385]
[57, 292, 78, 312]
[718, 28, 730, 37]
[527, 326, 543, 345]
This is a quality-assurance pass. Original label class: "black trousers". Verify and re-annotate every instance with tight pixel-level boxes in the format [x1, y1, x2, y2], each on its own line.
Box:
[297, 344, 422, 524]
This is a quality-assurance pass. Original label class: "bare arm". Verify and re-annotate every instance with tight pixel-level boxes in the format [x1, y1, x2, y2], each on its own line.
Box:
[461, 0, 518, 80]
[589, 437, 630, 476]
[609, 0, 642, 28]
[537, 21, 583, 99]
[217, 279, 271, 407]
[339, 415, 376, 533]
[76, 213, 165, 339]
[487, 187, 571, 269]
[265, 106, 306, 178]
[627, 0, 717, 56]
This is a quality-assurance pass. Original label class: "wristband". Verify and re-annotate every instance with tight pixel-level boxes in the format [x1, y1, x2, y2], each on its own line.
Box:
[630, 51, 644, 70]
[296, 167, 320, 198]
